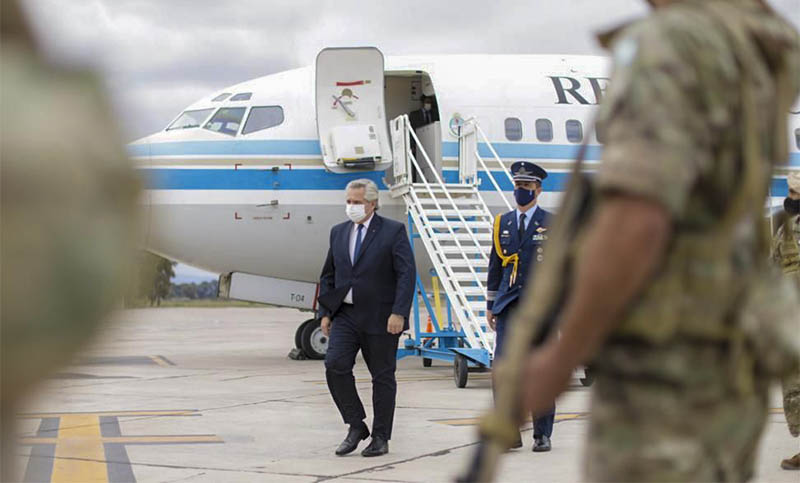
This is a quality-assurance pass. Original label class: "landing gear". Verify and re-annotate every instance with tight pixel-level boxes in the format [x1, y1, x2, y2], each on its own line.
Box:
[454, 354, 468, 388]
[290, 319, 328, 360]
[300, 319, 327, 360]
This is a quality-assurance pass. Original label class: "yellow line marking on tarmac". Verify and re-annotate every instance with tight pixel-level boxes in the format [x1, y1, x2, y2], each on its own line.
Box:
[19, 410, 197, 419]
[431, 412, 590, 427]
[52, 414, 107, 483]
[148, 355, 171, 367]
[432, 408, 787, 427]
[21, 435, 223, 446]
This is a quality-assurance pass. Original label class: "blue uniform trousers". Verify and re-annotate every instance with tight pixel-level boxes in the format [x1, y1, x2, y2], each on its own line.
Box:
[494, 301, 555, 439]
[324, 304, 400, 440]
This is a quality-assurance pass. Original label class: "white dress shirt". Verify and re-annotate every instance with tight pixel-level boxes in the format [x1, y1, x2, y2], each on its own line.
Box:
[515, 204, 538, 233]
[343, 212, 374, 304]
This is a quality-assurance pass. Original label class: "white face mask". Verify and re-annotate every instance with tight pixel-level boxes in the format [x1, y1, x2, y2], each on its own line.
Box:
[346, 203, 367, 223]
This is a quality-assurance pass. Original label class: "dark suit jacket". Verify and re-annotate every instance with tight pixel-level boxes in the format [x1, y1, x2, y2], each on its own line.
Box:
[408, 108, 439, 130]
[317, 214, 416, 334]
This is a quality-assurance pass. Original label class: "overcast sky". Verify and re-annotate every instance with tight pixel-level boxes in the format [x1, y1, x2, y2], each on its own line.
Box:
[20, 0, 800, 281]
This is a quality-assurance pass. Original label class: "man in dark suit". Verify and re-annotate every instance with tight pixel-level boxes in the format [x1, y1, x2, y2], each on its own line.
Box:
[408, 95, 439, 130]
[318, 178, 415, 457]
[487, 161, 556, 452]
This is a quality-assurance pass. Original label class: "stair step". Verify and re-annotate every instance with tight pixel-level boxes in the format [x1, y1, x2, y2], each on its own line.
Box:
[447, 259, 489, 268]
[435, 232, 492, 241]
[460, 286, 486, 296]
[412, 183, 477, 193]
[426, 221, 490, 230]
[439, 246, 491, 255]
[469, 302, 488, 313]
[425, 209, 487, 218]
[452, 272, 488, 282]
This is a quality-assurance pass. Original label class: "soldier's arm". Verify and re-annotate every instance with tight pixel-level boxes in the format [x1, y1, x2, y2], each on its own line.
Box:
[523, 196, 671, 413]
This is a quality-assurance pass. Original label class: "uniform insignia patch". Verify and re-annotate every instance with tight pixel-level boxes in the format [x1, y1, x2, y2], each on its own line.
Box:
[536, 227, 547, 233]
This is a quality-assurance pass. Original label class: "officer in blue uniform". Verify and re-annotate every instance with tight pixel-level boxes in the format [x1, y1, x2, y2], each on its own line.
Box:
[487, 161, 555, 452]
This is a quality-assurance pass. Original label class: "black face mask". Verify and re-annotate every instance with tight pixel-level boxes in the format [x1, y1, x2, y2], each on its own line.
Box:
[784, 197, 800, 215]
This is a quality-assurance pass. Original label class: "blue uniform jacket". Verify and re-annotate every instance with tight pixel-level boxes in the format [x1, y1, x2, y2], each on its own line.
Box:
[486, 207, 551, 316]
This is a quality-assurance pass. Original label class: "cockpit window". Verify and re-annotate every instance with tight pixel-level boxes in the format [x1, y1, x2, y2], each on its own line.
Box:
[204, 107, 246, 136]
[166, 108, 215, 131]
[230, 92, 253, 101]
[242, 106, 284, 135]
[212, 93, 231, 102]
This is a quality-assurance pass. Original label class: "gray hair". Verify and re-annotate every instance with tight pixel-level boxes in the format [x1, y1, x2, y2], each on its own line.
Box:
[345, 178, 380, 209]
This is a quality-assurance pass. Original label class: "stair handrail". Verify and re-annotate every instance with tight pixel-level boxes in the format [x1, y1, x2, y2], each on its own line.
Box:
[399, 116, 488, 294]
[459, 117, 514, 212]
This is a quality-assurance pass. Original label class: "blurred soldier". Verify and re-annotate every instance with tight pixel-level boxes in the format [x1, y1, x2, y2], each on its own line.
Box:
[773, 172, 800, 470]
[487, 161, 555, 452]
[1, 1, 141, 479]
[515, 0, 800, 481]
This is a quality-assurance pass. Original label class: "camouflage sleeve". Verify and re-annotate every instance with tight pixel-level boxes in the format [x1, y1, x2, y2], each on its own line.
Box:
[594, 18, 723, 218]
[772, 225, 784, 266]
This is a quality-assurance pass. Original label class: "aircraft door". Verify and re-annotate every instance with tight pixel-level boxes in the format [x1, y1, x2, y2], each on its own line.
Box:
[315, 47, 392, 173]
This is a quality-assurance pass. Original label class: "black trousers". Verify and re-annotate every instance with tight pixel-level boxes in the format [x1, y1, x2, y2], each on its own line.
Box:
[324, 305, 400, 440]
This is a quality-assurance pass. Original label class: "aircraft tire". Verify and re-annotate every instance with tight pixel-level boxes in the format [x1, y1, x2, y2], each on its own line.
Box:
[423, 357, 432, 367]
[295, 319, 314, 349]
[300, 319, 328, 360]
[454, 354, 468, 388]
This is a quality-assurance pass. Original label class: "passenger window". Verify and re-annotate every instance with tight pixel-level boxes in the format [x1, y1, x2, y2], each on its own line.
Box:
[795, 128, 799, 150]
[535, 119, 553, 142]
[242, 106, 285, 135]
[204, 107, 246, 136]
[566, 120, 583, 143]
[166, 108, 215, 131]
[504, 117, 523, 141]
[230, 92, 252, 101]
[212, 93, 231, 102]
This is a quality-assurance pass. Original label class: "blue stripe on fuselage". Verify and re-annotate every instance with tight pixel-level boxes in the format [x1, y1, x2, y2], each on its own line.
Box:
[128, 139, 800, 167]
[139, 167, 790, 197]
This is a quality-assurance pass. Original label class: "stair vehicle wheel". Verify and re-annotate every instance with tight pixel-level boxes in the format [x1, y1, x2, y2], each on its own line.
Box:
[300, 319, 328, 360]
[423, 357, 432, 368]
[295, 319, 314, 349]
[580, 366, 595, 387]
[454, 354, 468, 388]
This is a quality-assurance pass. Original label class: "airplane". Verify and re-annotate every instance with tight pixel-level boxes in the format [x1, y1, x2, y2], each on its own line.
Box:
[129, 49, 800, 361]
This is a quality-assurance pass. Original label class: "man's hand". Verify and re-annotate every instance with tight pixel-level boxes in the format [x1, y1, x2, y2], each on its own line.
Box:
[487, 310, 496, 331]
[387, 314, 404, 334]
[321, 316, 332, 336]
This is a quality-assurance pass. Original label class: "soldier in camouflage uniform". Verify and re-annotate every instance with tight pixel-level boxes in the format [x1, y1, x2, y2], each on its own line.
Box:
[1, 1, 141, 479]
[515, 0, 800, 481]
[773, 172, 800, 470]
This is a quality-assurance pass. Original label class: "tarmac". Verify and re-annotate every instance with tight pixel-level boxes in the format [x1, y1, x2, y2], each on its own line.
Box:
[12, 307, 800, 483]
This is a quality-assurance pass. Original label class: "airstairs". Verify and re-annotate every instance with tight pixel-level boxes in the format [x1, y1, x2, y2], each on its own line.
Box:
[389, 115, 514, 386]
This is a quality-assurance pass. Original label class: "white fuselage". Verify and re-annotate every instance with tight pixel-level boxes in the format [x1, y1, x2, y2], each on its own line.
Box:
[129, 54, 800, 286]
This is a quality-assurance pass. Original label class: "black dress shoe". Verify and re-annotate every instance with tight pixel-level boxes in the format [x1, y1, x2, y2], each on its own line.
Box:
[335, 424, 370, 456]
[532, 435, 551, 452]
[361, 436, 389, 457]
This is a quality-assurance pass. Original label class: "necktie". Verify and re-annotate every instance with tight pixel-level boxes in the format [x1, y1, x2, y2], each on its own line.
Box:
[518, 213, 526, 241]
[353, 224, 364, 262]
